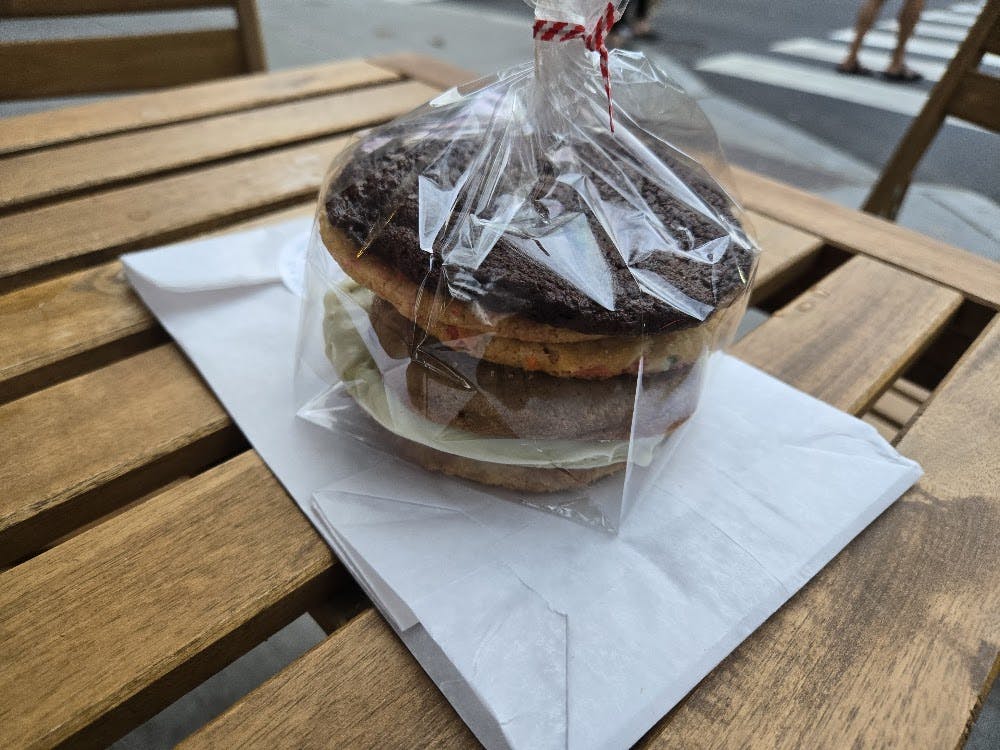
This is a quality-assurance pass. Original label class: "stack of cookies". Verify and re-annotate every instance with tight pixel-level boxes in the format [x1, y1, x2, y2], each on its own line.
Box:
[317, 133, 755, 491]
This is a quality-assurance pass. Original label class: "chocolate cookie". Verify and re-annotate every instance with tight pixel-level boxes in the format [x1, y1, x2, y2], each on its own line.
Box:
[320, 214, 740, 379]
[396, 438, 630, 493]
[369, 295, 699, 440]
[325, 133, 755, 336]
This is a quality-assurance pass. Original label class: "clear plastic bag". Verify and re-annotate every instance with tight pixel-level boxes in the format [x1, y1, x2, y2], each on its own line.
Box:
[296, 0, 759, 531]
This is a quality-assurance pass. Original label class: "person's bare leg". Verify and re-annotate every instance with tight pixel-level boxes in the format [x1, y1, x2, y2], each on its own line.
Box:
[630, 0, 652, 37]
[887, 0, 925, 74]
[840, 0, 886, 70]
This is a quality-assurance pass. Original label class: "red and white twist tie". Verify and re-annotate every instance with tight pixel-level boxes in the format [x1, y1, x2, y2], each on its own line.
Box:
[532, 2, 619, 132]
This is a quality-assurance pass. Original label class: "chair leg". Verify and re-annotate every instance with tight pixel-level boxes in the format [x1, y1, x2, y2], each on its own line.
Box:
[235, 0, 268, 72]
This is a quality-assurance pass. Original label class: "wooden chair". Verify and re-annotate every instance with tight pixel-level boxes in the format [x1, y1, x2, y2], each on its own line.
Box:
[0, 0, 266, 101]
[864, 0, 999, 220]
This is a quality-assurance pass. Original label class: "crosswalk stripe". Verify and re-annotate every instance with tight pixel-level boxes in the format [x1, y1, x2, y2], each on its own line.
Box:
[694, 53, 980, 129]
[697, 54, 924, 114]
[921, 9, 977, 25]
[829, 28, 1000, 67]
[948, 3, 985, 15]
[876, 20, 971, 41]
[771, 38, 946, 82]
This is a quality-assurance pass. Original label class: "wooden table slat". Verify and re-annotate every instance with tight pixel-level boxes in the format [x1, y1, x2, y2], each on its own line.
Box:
[644, 315, 1000, 749]
[745, 210, 823, 302]
[0, 80, 437, 209]
[0, 58, 398, 157]
[733, 255, 963, 414]
[732, 165, 1000, 310]
[0, 203, 313, 400]
[893, 377, 931, 403]
[870, 387, 920, 427]
[0, 344, 236, 564]
[0, 452, 337, 750]
[179, 609, 476, 749]
[861, 411, 898, 441]
[371, 52, 481, 92]
[0, 135, 350, 290]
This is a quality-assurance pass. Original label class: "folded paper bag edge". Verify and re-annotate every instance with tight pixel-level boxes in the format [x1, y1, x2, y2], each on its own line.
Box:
[121, 216, 312, 293]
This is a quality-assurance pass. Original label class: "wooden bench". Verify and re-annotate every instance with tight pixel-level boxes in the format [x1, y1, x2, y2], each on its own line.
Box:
[0, 53, 997, 749]
[0, 0, 266, 101]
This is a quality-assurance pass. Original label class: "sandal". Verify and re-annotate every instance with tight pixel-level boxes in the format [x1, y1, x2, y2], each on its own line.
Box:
[882, 67, 923, 83]
[836, 61, 873, 76]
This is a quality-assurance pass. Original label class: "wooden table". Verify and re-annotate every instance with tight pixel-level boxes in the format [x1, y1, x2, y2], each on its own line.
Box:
[1, 54, 998, 750]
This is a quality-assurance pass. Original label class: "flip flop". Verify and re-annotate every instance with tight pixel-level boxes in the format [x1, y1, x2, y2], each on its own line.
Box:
[836, 61, 873, 76]
[882, 68, 924, 83]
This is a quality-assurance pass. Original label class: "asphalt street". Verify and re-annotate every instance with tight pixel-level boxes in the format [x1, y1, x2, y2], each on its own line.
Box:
[450, 0, 999, 201]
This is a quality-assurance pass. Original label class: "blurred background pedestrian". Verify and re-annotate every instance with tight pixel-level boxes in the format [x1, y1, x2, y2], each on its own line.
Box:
[608, 0, 660, 47]
[837, 0, 926, 81]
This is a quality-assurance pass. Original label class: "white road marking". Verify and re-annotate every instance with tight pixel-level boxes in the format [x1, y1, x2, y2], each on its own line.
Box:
[697, 54, 923, 112]
[921, 9, 977, 25]
[948, 3, 985, 14]
[694, 53, 980, 130]
[771, 37, 947, 81]
[829, 28, 1000, 67]
[877, 19, 971, 41]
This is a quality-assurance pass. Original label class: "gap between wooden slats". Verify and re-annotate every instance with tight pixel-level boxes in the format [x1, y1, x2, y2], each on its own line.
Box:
[0, 80, 437, 210]
[178, 609, 477, 749]
[862, 377, 930, 442]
